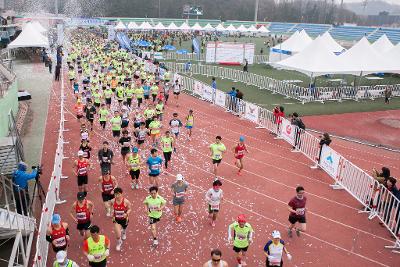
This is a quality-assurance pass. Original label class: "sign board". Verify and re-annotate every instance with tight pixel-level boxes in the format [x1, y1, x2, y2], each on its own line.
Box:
[215, 90, 226, 107]
[244, 102, 259, 123]
[319, 145, 342, 179]
[280, 118, 295, 145]
[183, 5, 204, 16]
[206, 42, 255, 64]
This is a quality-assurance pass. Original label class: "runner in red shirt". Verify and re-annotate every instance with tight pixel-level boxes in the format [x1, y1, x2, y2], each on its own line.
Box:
[98, 171, 118, 217]
[111, 187, 132, 251]
[73, 150, 90, 195]
[70, 192, 94, 239]
[233, 136, 249, 175]
[46, 214, 70, 252]
[287, 186, 307, 238]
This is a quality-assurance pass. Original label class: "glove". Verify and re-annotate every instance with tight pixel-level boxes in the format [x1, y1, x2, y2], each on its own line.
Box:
[287, 253, 292, 261]
[87, 255, 95, 262]
[104, 249, 110, 257]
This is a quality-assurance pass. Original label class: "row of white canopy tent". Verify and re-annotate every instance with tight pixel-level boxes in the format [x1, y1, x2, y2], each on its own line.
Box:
[271, 32, 400, 77]
[8, 21, 49, 49]
[115, 21, 269, 33]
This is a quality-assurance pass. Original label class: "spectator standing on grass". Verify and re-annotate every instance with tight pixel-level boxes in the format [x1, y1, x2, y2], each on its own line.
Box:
[290, 113, 305, 151]
[384, 87, 391, 104]
[243, 59, 248, 72]
[211, 77, 217, 90]
[227, 87, 237, 113]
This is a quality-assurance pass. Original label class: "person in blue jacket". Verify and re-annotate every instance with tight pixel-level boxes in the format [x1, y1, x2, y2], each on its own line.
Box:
[146, 148, 163, 187]
[13, 162, 38, 215]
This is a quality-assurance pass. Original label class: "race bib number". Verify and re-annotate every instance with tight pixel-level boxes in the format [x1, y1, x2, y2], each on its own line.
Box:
[94, 254, 102, 260]
[151, 164, 160, 170]
[103, 184, 113, 191]
[296, 208, 305, 216]
[81, 132, 89, 140]
[164, 142, 171, 148]
[54, 237, 66, 247]
[78, 167, 87, 175]
[237, 150, 244, 155]
[236, 234, 246, 241]
[214, 154, 221, 159]
[123, 142, 130, 147]
[130, 162, 138, 168]
[76, 212, 87, 220]
[211, 204, 220, 210]
[83, 151, 88, 158]
[149, 205, 159, 212]
[102, 157, 109, 162]
[115, 210, 125, 219]
[175, 192, 185, 198]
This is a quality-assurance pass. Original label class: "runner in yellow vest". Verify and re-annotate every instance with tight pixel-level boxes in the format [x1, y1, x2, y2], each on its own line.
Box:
[83, 225, 110, 267]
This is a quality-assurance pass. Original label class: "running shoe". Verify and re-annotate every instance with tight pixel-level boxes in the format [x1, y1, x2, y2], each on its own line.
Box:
[176, 216, 182, 223]
[241, 262, 247, 266]
[153, 239, 159, 246]
[288, 229, 293, 238]
[296, 228, 301, 237]
[106, 209, 111, 217]
[211, 221, 216, 227]
[116, 241, 122, 251]
[131, 183, 135, 189]
[237, 171, 242, 176]
[121, 231, 127, 240]
[135, 184, 140, 189]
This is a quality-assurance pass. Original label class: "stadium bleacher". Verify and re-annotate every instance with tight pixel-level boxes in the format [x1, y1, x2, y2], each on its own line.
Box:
[328, 25, 375, 41]
[368, 28, 400, 44]
[289, 23, 332, 36]
[267, 22, 297, 34]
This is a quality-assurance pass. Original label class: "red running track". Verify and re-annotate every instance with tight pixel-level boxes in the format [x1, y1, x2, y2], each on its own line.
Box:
[39, 72, 400, 266]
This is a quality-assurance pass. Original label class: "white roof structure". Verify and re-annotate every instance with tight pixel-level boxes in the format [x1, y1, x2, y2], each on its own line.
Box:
[191, 22, 203, 31]
[215, 23, 226, 31]
[202, 23, 215, 31]
[31, 21, 47, 33]
[371, 34, 394, 53]
[8, 23, 49, 49]
[237, 25, 248, 32]
[225, 24, 237, 32]
[179, 22, 191, 31]
[257, 25, 270, 33]
[127, 22, 138, 30]
[272, 30, 313, 52]
[314, 32, 345, 53]
[139, 21, 153, 30]
[153, 22, 166, 30]
[272, 36, 343, 77]
[247, 25, 258, 33]
[114, 21, 126, 30]
[337, 37, 399, 75]
[167, 22, 179, 30]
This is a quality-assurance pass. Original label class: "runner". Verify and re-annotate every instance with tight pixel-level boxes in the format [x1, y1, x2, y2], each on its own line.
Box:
[46, 214, 70, 252]
[143, 186, 166, 247]
[146, 148, 163, 187]
[92, 88, 102, 110]
[135, 122, 149, 149]
[185, 109, 194, 140]
[73, 150, 90, 195]
[98, 104, 109, 130]
[118, 130, 132, 161]
[228, 214, 254, 267]
[83, 225, 110, 267]
[125, 85, 135, 107]
[233, 136, 249, 175]
[120, 102, 130, 130]
[110, 111, 122, 139]
[171, 174, 188, 222]
[151, 82, 159, 103]
[98, 171, 118, 217]
[205, 180, 223, 226]
[111, 187, 132, 251]
[70, 192, 94, 239]
[202, 249, 228, 267]
[74, 99, 84, 123]
[144, 104, 156, 129]
[126, 147, 141, 189]
[163, 82, 170, 104]
[287, 186, 307, 238]
[103, 86, 113, 109]
[84, 100, 96, 131]
[79, 139, 92, 159]
[143, 81, 151, 103]
[135, 84, 145, 108]
[53, 251, 79, 267]
[115, 82, 125, 107]
[209, 136, 226, 179]
[173, 79, 182, 107]
[148, 116, 162, 147]
[80, 123, 90, 141]
[160, 130, 175, 170]
[264, 230, 292, 267]
[169, 113, 183, 140]
[155, 99, 164, 121]
[98, 141, 114, 175]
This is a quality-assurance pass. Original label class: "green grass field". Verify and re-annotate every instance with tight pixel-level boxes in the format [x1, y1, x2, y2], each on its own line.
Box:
[191, 73, 400, 116]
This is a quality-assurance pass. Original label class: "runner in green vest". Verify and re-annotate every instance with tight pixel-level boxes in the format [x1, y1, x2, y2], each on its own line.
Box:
[83, 225, 110, 267]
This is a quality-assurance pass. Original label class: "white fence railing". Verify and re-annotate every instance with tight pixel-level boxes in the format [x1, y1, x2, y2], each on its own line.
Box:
[163, 61, 400, 103]
[33, 69, 68, 267]
[170, 70, 400, 252]
[162, 52, 268, 64]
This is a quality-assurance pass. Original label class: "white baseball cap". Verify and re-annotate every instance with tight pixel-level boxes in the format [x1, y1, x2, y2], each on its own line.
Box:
[272, 230, 281, 239]
[78, 150, 84, 156]
[176, 174, 184, 181]
[56, 250, 67, 263]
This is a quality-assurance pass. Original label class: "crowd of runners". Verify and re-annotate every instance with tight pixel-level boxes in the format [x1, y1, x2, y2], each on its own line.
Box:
[47, 29, 308, 267]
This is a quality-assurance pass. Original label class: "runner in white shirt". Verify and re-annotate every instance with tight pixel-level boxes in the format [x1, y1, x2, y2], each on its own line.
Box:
[164, 82, 170, 104]
[173, 79, 182, 107]
[202, 249, 228, 267]
[205, 180, 223, 227]
[263, 230, 292, 267]
[169, 113, 183, 139]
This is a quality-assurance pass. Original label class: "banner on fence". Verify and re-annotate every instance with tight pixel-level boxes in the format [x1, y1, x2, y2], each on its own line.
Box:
[202, 84, 214, 102]
[280, 118, 295, 145]
[319, 145, 342, 178]
[244, 102, 259, 123]
[215, 90, 226, 107]
[193, 80, 204, 97]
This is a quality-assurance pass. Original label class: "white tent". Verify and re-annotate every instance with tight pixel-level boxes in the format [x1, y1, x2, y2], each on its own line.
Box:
[247, 25, 259, 33]
[269, 30, 313, 62]
[337, 37, 400, 75]
[225, 24, 237, 32]
[257, 25, 270, 34]
[371, 34, 394, 54]
[114, 21, 126, 30]
[314, 32, 345, 54]
[191, 22, 203, 31]
[127, 22, 139, 30]
[31, 21, 47, 33]
[202, 23, 215, 31]
[215, 23, 226, 32]
[179, 22, 191, 31]
[139, 21, 153, 30]
[237, 25, 248, 32]
[272, 36, 343, 77]
[167, 22, 179, 31]
[8, 23, 49, 49]
[153, 22, 166, 31]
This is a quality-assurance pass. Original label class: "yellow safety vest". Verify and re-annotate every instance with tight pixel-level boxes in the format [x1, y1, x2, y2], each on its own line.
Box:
[87, 235, 106, 262]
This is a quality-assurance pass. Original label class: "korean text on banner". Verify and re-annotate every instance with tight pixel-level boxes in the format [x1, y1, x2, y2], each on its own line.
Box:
[280, 118, 295, 145]
[244, 102, 259, 123]
[202, 84, 214, 102]
[193, 80, 204, 97]
[319, 145, 342, 178]
[215, 90, 226, 107]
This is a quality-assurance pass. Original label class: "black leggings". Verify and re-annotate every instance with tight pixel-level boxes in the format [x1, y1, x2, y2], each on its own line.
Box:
[163, 152, 172, 168]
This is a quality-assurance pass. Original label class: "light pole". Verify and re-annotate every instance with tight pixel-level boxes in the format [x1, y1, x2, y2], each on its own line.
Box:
[254, 0, 259, 23]
[55, 0, 59, 15]
[158, 0, 161, 18]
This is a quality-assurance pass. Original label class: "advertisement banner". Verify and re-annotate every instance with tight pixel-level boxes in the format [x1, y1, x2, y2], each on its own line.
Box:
[202, 84, 214, 102]
[280, 118, 295, 145]
[193, 80, 204, 97]
[215, 90, 226, 107]
[319, 145, 342, 178]
[244, 102, 259, 123]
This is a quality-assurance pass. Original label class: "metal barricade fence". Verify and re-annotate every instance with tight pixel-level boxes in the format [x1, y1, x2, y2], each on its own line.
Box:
[295, 129, 320, 164]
